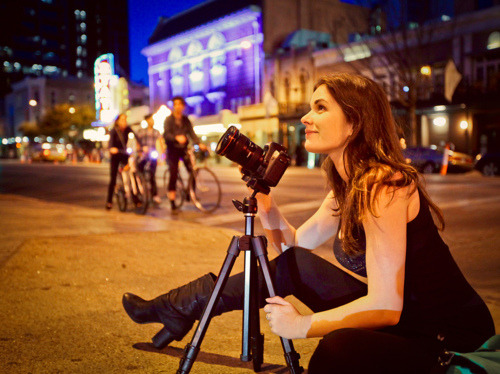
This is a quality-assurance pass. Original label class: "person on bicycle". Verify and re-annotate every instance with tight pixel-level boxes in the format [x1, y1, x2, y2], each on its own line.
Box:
[137, 113, 164, 204]
[105, 113, 141, 210]
[163, 96, 206, 212]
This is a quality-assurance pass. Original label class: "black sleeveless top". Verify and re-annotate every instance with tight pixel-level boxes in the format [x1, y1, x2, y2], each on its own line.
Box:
[333, 188, 495, 352]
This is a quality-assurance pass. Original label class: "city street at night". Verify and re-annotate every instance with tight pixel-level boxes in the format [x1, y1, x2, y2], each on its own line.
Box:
[1, 0, 500, 373]
[0, 160, 499, 373]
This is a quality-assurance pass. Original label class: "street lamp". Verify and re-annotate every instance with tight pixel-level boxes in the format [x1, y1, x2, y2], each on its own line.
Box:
[69, 107, 76, 114]
[460, 120, 470, 154]
[420, 66, 432, 76]
[29, 99, 37, 107]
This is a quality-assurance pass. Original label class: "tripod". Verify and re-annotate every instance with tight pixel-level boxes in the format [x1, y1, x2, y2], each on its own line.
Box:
[177, 191, 304, 373]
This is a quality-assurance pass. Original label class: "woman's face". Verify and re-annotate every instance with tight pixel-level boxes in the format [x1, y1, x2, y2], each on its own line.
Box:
[117, 114, 127, 129]
[301, 84, 353, 157]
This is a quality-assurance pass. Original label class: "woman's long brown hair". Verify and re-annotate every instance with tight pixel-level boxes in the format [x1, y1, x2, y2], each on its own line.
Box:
[317, 73, 444, 255]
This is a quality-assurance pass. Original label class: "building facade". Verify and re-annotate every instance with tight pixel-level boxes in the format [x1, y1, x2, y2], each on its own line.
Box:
[5, 76, 94, 137]
[0, 0, 129, 137]
[269, 4, 500, 160]
[142, 0, 368, 147]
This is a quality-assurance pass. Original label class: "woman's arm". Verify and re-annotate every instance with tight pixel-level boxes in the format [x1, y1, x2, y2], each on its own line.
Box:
[264, 185, 410, 339]
[257, 190, 339, 254]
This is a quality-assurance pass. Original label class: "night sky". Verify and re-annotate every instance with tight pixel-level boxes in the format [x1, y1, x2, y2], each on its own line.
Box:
[128, 0, 206, 84]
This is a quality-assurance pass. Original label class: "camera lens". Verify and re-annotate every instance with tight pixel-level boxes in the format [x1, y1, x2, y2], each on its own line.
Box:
[216, 126, 264, 174]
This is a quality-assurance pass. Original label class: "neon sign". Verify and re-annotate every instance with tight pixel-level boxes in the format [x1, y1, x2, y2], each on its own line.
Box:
[94, 53, 118, 124]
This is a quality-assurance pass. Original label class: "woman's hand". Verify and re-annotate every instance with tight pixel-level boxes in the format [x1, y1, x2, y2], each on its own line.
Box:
[264, 296, 310, 339]
[255, 191, 273, 212]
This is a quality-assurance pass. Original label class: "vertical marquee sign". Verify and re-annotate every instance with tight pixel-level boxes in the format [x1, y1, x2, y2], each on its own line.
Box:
[94, 53, 118, 124]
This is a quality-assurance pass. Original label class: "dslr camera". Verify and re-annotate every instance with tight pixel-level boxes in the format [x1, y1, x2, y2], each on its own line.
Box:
[216, 126, 291, 194]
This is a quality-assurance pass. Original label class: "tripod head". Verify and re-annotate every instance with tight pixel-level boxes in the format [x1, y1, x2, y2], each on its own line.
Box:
[232, 193, 258, 215]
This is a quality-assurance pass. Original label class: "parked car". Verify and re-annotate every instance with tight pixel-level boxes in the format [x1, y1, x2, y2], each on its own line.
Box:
[403, 146, 474, 174]
[474, 152, 500, 176]
[30, 143, 67, 162]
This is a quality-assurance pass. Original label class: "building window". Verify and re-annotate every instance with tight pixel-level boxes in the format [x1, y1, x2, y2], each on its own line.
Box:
[186, 40, 202, 57]
[189, 66, 204, 94]
[207, 32, 225, 50]
[210, 54, 226, 89]
[284, 76, 290, 103]
[234, 48, 243, 66]
[487, 31, 500, 50]
[168, 46, 183, 62]
[299, 71, 308, 103]
[171, 74, 184, 97]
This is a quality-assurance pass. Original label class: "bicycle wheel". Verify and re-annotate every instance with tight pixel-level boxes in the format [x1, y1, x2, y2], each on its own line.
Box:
[189, 167, 222, 213]
[116, 186, 127, 212]
[163, 168, 185, 209]
[115, 173, 128, 212]
[133, 172, 149, 215]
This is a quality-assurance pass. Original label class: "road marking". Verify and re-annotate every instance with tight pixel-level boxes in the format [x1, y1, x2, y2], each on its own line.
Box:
[200, 199, 324, 226]
[199, 195, 500, 226]
[438, 195, 500, 209]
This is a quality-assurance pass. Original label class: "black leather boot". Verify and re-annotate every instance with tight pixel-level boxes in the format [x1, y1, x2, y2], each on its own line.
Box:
[122, 273, 228, 349]
[122, 293, 161, 324]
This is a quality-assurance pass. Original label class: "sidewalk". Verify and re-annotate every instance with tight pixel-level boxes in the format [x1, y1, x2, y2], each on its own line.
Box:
[0, 194, 319, 373]
[0, 192, 498, 373]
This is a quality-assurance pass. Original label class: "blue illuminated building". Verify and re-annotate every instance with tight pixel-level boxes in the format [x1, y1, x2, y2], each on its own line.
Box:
[142, 3, 263, 118]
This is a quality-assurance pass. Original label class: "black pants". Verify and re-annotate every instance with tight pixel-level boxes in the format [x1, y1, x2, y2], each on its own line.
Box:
[167, 148, 192, 193]
[219, 247, 444, 374]
[138, 158, 158, 197]
[106, 153, 129, 204]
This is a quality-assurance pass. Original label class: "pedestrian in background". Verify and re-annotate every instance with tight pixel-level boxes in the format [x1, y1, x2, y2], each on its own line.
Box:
[163, 96, 206, 213]
[137, 113, 164, 204]
[105, 113, 141, 210]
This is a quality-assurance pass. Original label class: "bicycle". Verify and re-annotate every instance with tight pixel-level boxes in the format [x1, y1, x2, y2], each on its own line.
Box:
[162, 147, 222, 213]
[115, 151, 150, 215]
[137, 149, 162, 206]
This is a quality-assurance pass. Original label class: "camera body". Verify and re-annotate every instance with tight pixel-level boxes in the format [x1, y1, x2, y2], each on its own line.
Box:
[253, 142, 290, 187]
[216, 126, 291, 194]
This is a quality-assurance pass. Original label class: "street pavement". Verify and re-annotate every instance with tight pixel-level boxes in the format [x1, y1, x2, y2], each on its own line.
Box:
[0, 161, 499, 373]
[0, 190, 319, 373]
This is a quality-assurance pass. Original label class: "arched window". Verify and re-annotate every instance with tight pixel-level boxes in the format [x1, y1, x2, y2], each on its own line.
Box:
[207, 32, 226, 50]
[169, 47, 184, 96]
[207, 32, 227, 89]
[187, 40, 203, 56]
[168, 46, 183, 62]
[186, 40, 204, 93]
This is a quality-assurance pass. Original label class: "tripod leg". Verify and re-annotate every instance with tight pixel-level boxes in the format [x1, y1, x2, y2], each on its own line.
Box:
[241, 249, 264, 371]
[251, 237, 304, 374]
[177, 236, 241, 374]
